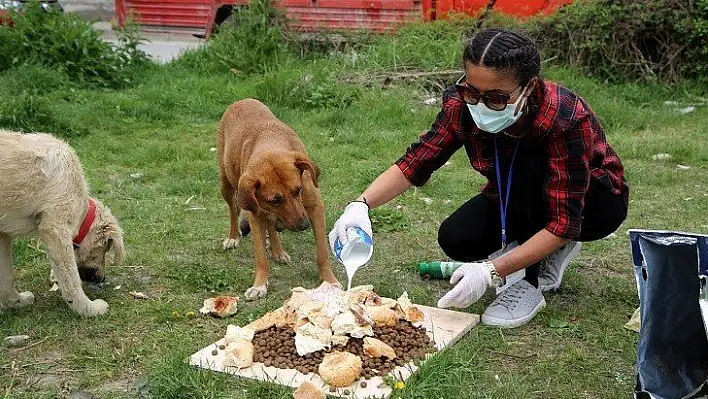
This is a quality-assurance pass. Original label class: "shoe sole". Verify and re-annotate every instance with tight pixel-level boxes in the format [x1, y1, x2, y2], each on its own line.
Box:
[481, 296, 547, 328]
[539, 242, 583, 292]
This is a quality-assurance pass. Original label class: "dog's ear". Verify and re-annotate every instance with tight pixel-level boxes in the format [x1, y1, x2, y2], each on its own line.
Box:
[106, 229, 125, 265]
[294, 154, 319, 188]
[237, 174, 261, 213]
[93, 203, 125, 265]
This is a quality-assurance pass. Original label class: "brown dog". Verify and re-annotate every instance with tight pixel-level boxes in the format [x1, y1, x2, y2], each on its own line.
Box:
[217, 99, 338, 300]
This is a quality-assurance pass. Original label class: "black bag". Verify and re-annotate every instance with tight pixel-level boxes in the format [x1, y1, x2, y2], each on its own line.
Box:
[629, 229, 708, 399]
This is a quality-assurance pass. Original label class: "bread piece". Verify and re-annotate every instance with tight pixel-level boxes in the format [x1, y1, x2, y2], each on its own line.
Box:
[363, 337, 397, 359]
[397, 292, 424, 323]
[245, 307, 294, 332]
[349, 285, 374, 293]
[285, 288, 311, 312]
[199, 296, 239, 318]
[224, 325, 255, 345]
[348, 290, 382, 307]
[366, 306, 398, 327]
[349, 303, 373, 326]
[295, 322, 332, 356]
[223, 339, 254, 369]
[318, 352, 362, 387]
[379, 297, 398, 309]
[403, 306, 424, 323]
[331, 311, 374, 338]
[299, 300, 334, 330]
[330, 334, 349, 347]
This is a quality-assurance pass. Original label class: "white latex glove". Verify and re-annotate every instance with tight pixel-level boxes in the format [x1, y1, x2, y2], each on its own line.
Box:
[437, 262, 493, 309]
[329, 201, 372, 245]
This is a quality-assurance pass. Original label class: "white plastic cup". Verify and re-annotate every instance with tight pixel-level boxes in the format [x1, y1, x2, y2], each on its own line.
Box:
[329, 227, 373, 289]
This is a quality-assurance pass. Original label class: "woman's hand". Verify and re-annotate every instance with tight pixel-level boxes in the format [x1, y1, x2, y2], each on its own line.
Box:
[437, 261, 494, 309]
[330, 201, 372, 246]
[492, 229, 569, 276]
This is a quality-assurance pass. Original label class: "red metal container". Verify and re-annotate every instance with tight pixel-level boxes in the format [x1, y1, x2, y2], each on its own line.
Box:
[432, 0, 573, 19]
[115, 0, 574, 37]
[280, 0, 422, 33]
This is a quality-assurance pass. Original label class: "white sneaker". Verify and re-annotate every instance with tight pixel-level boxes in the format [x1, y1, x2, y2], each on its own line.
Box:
[538, 241, 582, 292]
[481, 280, 546, 328]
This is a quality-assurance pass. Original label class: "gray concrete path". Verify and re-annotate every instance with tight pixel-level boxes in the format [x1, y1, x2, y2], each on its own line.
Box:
[93, 21, 206, 63]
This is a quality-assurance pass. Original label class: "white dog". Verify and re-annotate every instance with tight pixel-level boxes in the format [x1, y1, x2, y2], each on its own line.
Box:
[0, 130, 124, 317]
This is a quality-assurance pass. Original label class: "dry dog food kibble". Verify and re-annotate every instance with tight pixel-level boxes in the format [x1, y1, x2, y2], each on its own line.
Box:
[250, 319, 434, 380]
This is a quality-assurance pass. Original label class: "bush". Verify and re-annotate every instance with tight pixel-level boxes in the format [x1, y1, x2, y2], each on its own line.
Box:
[0, 65, 90, 136]
[349, 18, 474, 72]
[0, 63, 75, 95]
[176, 0, 289, 75]
[0, 1, 149, 88]
[524, 0, 708, 83]
[0, 92, 87, 137]
[253, 65, 361, 110]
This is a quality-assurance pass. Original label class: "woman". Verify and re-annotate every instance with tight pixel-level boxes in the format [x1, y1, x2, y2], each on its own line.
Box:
[330, 27, 629, 328]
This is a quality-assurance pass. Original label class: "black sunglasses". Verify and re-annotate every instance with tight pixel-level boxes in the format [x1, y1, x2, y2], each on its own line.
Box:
[455, 75, 524, 111]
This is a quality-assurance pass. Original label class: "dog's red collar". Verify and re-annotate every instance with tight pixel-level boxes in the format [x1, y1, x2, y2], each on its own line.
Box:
[73, 199, 97, 247]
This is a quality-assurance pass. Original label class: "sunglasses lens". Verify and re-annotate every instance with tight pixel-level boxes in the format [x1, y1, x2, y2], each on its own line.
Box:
[484, 95, 509, 111]
[457, 85, 479, 105]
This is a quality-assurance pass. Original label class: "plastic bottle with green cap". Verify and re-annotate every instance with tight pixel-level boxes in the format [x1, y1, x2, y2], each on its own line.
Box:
[418, 261, 465, 279]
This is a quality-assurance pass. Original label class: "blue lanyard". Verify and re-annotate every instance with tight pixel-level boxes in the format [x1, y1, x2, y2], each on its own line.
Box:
[494, 137, 520, 249]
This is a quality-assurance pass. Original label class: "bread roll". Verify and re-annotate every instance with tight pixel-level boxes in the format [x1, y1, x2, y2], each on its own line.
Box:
[293, 381, 325, 399]
[318, 352, 362, 387]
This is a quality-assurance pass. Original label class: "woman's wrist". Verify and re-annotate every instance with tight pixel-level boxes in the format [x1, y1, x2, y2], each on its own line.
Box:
[491, 257, 509, 278]
[351, 196, 370, 209]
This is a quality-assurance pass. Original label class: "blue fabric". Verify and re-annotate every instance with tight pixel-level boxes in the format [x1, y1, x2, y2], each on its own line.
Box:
[629, 229, 708, 399]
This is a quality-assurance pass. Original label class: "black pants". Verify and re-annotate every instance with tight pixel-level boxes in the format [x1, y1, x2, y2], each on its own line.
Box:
[437, 145, 628, 288]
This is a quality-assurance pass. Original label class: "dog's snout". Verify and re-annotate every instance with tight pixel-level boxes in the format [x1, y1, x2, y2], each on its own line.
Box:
[295, 218, 310, 232]
[275, 219, 285, 232]
[78, 267, 104, 283]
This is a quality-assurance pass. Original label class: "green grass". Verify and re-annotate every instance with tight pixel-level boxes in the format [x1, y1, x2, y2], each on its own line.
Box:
[0, 19, 707, 399]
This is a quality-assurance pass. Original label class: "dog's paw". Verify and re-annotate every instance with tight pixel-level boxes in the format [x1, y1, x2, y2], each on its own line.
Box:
[244, 285, 268, 301]
[271, 249, 291, 264]
[222, 238, 240, 250]
[3, 291, 35, 309]
[322, 275, 341, 288]
[77, 299, 109, 317]
[17, 291, 35, 307]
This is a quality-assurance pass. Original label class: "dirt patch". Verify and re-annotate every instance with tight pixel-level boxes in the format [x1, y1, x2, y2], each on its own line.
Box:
[340, 69, 463, 92]
[97, 373, 140, 393]
[574, 256, 634, 281]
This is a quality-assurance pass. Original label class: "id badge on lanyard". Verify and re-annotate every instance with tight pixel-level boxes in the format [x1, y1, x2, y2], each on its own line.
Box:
[493, 137, 525, 294]
[494, 137, 519, 250]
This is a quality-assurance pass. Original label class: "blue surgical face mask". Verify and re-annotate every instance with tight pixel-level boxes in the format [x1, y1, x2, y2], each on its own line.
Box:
[467, 88, 528, 134]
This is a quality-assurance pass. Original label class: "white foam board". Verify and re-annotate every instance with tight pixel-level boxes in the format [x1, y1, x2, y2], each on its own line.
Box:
[190, 305, 480, 398]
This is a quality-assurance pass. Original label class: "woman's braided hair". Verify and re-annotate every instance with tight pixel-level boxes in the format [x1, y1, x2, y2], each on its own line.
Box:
[463, 28, 543, 113]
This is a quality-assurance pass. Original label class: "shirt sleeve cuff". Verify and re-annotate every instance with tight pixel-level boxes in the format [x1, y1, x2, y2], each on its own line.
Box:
[395, 157, 428, 187]
[545, 218, 582, 240]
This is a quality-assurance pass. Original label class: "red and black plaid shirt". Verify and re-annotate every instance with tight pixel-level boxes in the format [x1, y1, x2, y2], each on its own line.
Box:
[395, 80, 628, 239]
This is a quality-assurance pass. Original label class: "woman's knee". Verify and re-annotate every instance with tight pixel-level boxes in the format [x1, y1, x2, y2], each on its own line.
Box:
[578, 184, 628, 242]
[437, 217, 490, 261]
[437, 217, 458, 255]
